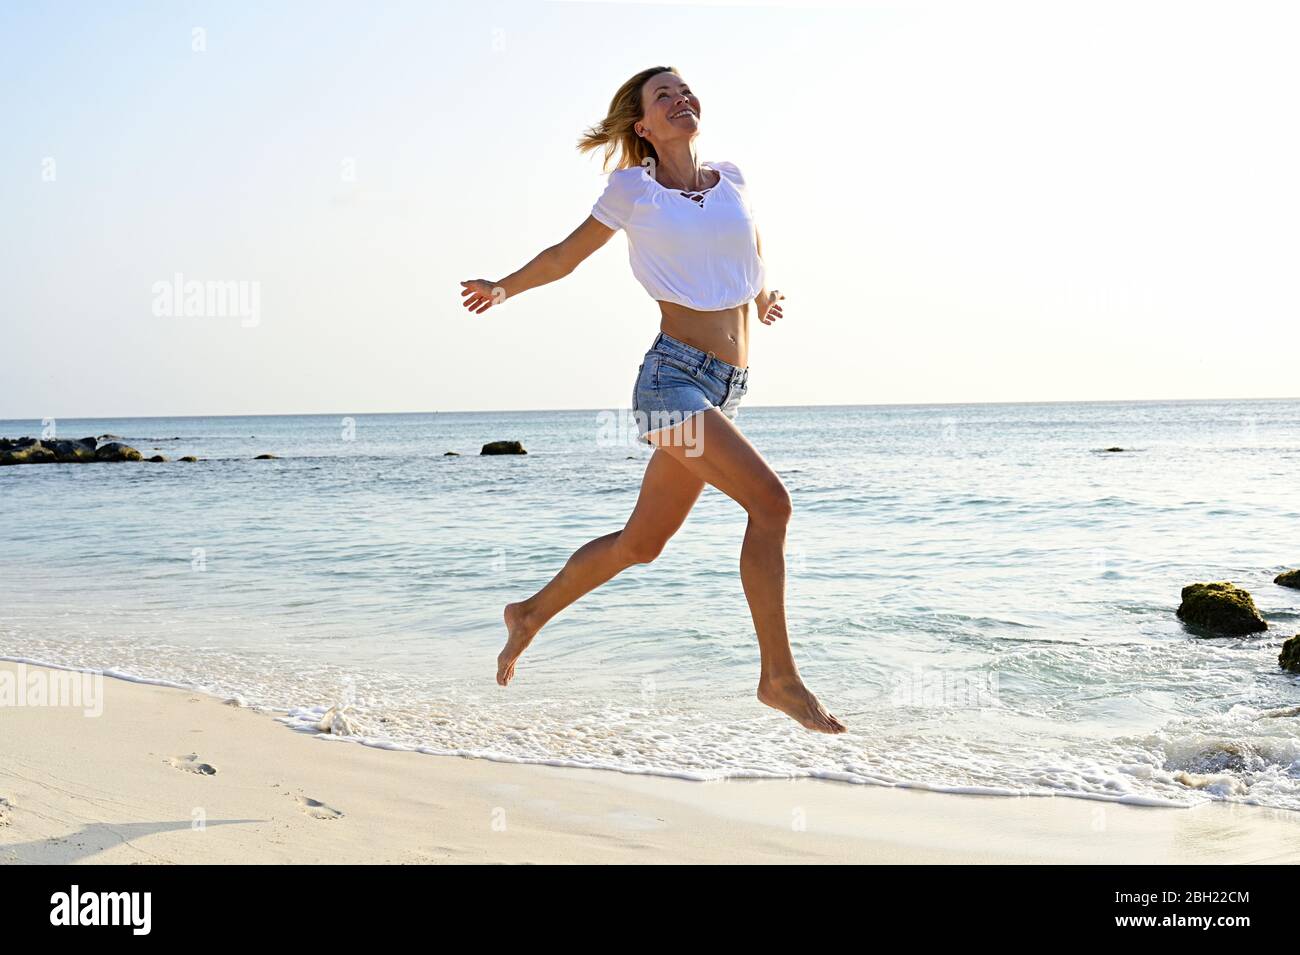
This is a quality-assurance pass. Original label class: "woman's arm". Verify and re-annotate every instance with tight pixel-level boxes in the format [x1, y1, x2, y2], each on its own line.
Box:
[460, 216, 616, 314]
[751, 225, 784, 324]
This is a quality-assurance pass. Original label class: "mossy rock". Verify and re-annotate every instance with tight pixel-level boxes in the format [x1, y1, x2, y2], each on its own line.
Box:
[2, 444, 56, 464]
[254, 453, 278, 460]
[0, 446, 36, 465]
[1275, 569, 1300, 589]
[94, 442, 143, 462]
[1280, 635, 1300, 673]
[0, 437, 42, 464]
[48, 438, 98, 462]
[147, 455, 168, 463]
[1176, 581, 1267, 636]
[481, 440, 526, 455]
[179, 455, 199, 462]
[1, 437, 97, 464]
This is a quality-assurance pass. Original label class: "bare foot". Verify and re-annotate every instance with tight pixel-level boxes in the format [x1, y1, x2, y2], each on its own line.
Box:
[757, 674, 847, 734]
[497, 602, 539, 686]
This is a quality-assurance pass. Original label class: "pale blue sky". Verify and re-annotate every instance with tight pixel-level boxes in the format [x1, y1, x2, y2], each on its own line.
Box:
[2, 0, 1296, 418]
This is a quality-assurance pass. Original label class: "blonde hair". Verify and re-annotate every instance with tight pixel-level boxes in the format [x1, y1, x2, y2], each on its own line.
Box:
[576, 65, 678, 172]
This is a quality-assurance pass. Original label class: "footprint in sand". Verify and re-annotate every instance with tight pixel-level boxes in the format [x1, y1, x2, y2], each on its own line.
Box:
[167, 754, 218, 776]
[0, 797, 12, 826]
[294, 795, 343, 820]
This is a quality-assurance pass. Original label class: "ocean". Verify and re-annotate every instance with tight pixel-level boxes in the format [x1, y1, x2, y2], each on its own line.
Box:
[3, 399, 1299, 810]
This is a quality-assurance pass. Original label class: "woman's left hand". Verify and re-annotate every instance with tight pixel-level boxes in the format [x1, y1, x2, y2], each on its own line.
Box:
[757, 289, 784, 325]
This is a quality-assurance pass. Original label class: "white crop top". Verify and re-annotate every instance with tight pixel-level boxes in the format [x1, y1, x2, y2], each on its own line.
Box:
[590, 159, 765, 311]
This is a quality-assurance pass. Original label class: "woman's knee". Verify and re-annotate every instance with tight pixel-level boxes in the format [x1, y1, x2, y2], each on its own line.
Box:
[747, 482, 792, 527]
[616, 530, 666, 565]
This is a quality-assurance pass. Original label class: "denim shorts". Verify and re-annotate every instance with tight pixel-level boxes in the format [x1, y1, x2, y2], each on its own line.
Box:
[631, 331, 750, 446]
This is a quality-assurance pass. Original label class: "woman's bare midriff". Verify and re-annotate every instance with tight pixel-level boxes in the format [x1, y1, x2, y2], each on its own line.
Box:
[656, 300, 751, 369]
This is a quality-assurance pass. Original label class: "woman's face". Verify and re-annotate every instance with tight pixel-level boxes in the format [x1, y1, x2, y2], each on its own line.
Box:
[636, 72, 700, 145]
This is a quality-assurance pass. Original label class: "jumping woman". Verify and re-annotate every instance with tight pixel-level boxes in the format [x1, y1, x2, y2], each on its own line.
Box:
[460, 66, 846, 734]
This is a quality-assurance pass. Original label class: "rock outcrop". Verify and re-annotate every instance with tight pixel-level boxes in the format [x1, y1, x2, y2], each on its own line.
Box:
[1280, 635, 1300, 673]
[1176, 581, 1268, 636]
[0, 436, 145, 465]
[93, 442, 142, 462]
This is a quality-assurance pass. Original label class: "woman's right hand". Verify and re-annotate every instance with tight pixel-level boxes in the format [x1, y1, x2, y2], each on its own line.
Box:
[460, 279, 506, 314]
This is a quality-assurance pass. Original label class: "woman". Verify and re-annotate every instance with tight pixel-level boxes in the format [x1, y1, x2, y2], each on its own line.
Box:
[460, 66, 845, 734]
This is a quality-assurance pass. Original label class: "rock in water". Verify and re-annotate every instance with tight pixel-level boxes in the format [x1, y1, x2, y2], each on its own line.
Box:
[180, 455, 199, 462]
[2, 437, 95, 464]
[1275, 569, 1300, 589]
[481, 440, 526, 455]
[94, 442, 143, 462]
[1, 436, 156, 465]
[0, 443, 45, 465]
[1176, 581, 1268, 636]
[316, 705, 361, 736]
[254, 453, 278, 460]
[1280, 635, 1300, 673]
[47, 438, 98, 462]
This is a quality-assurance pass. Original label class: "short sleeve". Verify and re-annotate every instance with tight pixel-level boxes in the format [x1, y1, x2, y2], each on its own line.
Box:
[711, 160, 744, 187]
[591, 169, 639, 231]
[711, 161, 755, 218]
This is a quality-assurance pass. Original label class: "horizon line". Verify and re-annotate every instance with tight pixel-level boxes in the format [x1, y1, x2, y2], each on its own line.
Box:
[3, 394, 1299, 423]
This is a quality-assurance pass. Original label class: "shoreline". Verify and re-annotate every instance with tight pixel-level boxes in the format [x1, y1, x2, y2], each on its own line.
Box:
[3, 661, 1300, 863]
[0, 654, 1241, 807]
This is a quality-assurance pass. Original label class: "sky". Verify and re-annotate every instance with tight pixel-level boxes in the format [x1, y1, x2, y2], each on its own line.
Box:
[1, 0, 1297, 419]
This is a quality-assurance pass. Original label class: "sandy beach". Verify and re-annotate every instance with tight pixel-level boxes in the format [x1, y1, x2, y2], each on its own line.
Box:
[2, 660, 1298, 865]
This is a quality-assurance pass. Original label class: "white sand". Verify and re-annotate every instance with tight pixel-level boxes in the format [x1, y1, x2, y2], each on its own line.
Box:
[2, 660, 1298, 864]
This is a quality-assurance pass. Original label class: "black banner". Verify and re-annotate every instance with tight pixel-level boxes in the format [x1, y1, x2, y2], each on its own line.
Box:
[0, 864, 1284, 941]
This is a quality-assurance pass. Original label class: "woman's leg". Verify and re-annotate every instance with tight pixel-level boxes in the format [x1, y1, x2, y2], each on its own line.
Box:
[645, 409, 846, 734]
[497, 449, 706, 685]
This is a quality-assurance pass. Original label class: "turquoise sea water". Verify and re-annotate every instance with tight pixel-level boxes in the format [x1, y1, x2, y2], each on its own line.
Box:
[3, 400, 1299, 809]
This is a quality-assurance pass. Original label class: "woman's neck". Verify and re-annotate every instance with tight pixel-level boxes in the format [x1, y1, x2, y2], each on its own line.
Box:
[653, 145, 708, 192]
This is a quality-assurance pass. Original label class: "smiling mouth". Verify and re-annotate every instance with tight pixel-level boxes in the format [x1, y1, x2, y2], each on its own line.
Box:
[669, 108, 697, 120]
